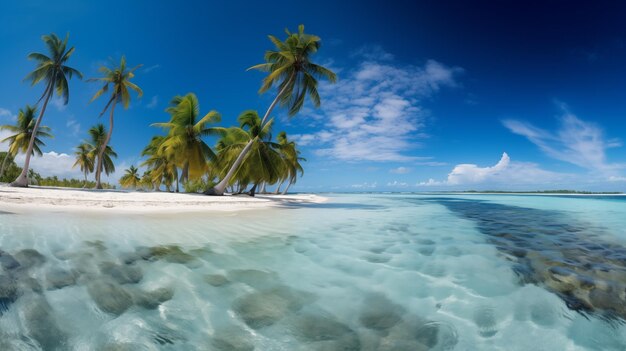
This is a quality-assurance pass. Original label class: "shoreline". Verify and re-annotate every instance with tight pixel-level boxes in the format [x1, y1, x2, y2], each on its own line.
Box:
[0, 185, 327, 214]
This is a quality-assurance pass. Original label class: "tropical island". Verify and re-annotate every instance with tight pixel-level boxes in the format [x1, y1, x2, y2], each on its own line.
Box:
[1, 25, 333, 207]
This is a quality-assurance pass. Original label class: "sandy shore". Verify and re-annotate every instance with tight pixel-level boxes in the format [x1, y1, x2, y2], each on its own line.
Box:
[0, 185, 326, 214]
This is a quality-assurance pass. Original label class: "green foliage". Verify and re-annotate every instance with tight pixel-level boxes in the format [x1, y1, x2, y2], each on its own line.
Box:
[249, 24, 337, 116]
[183, 178, 214, 193]
[151, 93, 222, 181]
[37, 176, 114, 189]
[0, 152, 21, 183]
[119, 165, 141, 189]
[0, 105, 53, 157]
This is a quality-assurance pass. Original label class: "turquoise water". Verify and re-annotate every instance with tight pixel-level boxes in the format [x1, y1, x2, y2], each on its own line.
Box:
[1, 194, 626, 350]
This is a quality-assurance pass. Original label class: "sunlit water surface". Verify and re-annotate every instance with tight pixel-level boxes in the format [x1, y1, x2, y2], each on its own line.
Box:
[1, 194, 626, 350]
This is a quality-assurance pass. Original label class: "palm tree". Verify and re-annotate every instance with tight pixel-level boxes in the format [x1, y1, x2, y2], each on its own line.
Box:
[275, 131, 305, 194]
[72, 143, 94, 187]
[0, 105, 53, 178]
[151, 93, 221, 184]
[119, 165, 141, 189]
[213, 110, 283, 196]
[207, 25, 335, 195]
[141, 136, 177, 192]
[11, 33, 82, 187]
[88, 56, 142, 189]
[88, 124, 117, 182]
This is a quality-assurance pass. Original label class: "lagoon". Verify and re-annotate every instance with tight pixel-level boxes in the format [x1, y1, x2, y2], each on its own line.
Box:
[1, 194, 625, 350]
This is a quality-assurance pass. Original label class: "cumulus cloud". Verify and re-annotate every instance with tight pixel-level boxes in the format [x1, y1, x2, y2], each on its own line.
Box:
[503, 106, 621, 174]
[293, 48, 462, 162]
[15, 151, 82, 179]
[418, 153, 567, 187]
[387, 180, 408, 187]
[50, 98, 67, 112]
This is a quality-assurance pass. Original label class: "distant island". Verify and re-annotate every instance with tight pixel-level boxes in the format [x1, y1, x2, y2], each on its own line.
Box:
[460, 190, 623, 194]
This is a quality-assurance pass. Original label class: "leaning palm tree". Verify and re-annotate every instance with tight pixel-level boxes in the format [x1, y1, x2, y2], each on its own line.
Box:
[88, 56, 142, 189]
[207, 24, 335, 195]
[0, 105, 53, 178]
[119, 165, 141, 189]
[11, 33, 82, 187]
[151, 93, 221, 184]
[88, 124, 117, 183]
[72, 143, 94, 187]
[213, 110, 283, 196]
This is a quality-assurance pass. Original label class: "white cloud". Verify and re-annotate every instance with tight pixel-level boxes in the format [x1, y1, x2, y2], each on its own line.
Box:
[15, 151, 82, 179]
[50, 98, 67, 112]
[0, 130, 11, 152]
[390, 166, 410, 174]
[0, 108, 15, 122]
[146, 96, 159, 109]
[447, 152, 510, 185]
[417, 178, 444, 186]
[418, 153, 568, 187]
[503, 105, 621, 175]
[143, 64, 161, 74]
[351, 182, 377, 189]
[66, 117, 80, 136]
[295, 48, 462, 162]
[387, 180, 408, 187]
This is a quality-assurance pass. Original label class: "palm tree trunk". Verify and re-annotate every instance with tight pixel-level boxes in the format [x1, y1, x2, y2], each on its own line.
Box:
[181, 162, 189, 184]
[248, 183, 258, 197]
[281, 181, 293, 195]
[206, 74, 295, 196]
[205, 138, 256, 195]
[11, 81, 54, 187]
[83, 170, 88, 188]
[274, 180, 285, 194]
[260, 182, 267, 194]
[175, 167, 179, 193]
[95, 97, 117, 189]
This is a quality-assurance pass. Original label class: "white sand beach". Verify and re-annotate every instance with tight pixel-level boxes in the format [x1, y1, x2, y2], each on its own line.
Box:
[0, 185, 326, 214]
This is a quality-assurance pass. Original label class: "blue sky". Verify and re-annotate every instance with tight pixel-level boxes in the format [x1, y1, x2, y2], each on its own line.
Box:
[2, 0, 626, 191]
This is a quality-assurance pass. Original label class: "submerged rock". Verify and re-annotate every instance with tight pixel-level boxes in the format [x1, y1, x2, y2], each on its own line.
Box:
[14, 249, 46, 269]
[19, 293, 67, 350]
[87, 280, 133, 315]
[205, 274, 230, 287]
[227, 269, 280, 289]
[0, 250, 20, 270]
[288, 312, 360, 349]
[46, 268, 78, 290]
[232, 285, 313, 329]
[432, 198, 626, 321]
[210, 326, 255, 351]
[0, 274, 18, 313]
[133, 287, 174, 309]
[139, 245, 197, 265]
[99, 262, 143, 284]
[359, 293, 404, 330]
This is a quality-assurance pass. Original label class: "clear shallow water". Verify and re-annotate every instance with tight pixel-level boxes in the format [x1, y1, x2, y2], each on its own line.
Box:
[0, 194, 626, 350]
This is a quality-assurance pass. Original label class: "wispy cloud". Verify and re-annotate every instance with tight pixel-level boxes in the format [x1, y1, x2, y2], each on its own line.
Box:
[0, 108, 14, 121]
[351, 182, 377, 189]
[146, 95, 159, 109]
[294, 47, 462, 162]
[50, 98, 67, 112]
[143, 64, 161, 74]
[66, 117, 81, 136]
[502, 104, 621, 175]
[389, 166, 410, 174]
[0, 130, 11, 152]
